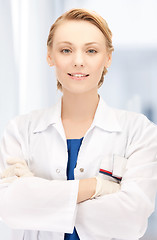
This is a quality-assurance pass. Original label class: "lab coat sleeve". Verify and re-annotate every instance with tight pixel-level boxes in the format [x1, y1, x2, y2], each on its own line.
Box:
[0, 117, 79, 233]
[76, 115, 157, 240]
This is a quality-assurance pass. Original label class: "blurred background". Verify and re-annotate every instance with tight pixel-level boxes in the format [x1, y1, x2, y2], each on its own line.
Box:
[0, 0, 157, 239]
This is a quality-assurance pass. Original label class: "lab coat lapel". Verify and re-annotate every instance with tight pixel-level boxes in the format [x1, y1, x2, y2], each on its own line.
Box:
[33, 94, 122, 143]
[33, 97, 67, 144]
[92, 95, 122, 133]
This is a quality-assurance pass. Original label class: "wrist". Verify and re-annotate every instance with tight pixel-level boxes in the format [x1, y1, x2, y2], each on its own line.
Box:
[90, 177, 97, 197]
[77, 178, 97, 203]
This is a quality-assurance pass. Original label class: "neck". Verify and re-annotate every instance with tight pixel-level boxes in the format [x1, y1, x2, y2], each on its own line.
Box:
[61, 91, 100, 122]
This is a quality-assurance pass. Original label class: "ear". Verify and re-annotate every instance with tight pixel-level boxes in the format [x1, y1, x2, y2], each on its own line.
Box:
[105, 52, 112, 68]
[46, 48, 54, 67]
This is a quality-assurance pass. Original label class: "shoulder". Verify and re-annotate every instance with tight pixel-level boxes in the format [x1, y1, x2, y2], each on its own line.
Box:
[99, 95, 156, 133]
[10, 107, 52, 123]
[112, 107, 157, 141]
[6, 105, 57, 135]
[114, 107, 150, 127]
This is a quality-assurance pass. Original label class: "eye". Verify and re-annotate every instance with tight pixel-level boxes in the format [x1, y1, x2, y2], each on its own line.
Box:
[61, 49, 71, 54]
[87, 49, 97, 54]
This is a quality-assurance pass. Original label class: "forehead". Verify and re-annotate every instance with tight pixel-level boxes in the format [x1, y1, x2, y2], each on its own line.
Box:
[53, 20, 106, 45]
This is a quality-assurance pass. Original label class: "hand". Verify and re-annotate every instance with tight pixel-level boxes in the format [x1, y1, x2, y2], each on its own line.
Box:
[90, 176, 120, 199]
[1, 158, 34, 179]
[77, 178, 97, 203]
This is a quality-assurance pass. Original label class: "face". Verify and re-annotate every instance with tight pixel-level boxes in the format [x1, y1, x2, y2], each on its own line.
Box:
[47, 20, 112, 95]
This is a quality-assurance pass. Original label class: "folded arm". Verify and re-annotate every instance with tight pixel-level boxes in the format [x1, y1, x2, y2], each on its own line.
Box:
[75, 116, 157, 240]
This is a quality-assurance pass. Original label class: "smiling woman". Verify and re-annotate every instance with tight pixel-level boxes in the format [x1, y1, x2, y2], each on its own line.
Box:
[0, 8, 157, 240]
[47, 9, 113, 92]
[47, 20, 112, 96]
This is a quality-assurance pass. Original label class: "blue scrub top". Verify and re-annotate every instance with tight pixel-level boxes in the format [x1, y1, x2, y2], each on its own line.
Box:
[64, 137, 84, 240]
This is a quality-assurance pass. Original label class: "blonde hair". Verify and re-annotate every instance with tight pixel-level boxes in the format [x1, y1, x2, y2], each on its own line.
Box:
[47, 8, 114, 91]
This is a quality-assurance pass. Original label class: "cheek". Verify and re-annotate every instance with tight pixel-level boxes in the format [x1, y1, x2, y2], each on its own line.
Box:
[91, 58, 106, 73]
[53, 58, 69, 82]
[54, 57, 71, 73]
[54, 57, 64, 68]
[90, 54, 106, 66]
[52, 52, 64, 66]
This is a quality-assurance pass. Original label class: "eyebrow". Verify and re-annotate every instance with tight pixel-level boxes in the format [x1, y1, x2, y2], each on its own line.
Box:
[57, 41, 100, 46]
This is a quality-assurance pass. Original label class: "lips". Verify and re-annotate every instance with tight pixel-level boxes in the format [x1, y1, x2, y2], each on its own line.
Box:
[68, 73, 89, 77]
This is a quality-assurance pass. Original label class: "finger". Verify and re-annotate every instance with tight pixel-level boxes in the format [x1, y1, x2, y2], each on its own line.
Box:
[15, 163, 27, 169]
[7, 158, 27, 166]
[1, 166, 15, 178]
[14, 168, 26, 177]
[1, 164, 23, 178]
[14, 167, 33, 177]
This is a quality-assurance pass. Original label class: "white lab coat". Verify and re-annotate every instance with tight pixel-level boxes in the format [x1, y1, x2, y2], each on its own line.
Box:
[0, 94, 157, 240]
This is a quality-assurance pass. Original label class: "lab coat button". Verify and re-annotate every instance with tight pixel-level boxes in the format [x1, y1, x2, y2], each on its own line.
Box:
[80, 168, 84, 172]
[56, 169, 60, 173]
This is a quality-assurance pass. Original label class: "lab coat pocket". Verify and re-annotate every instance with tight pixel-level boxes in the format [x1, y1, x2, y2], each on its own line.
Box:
[112, 155, 127, 180]
[99, 154, 127, 182]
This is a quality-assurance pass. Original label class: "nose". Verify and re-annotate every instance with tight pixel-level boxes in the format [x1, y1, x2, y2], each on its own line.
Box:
[73, 51, 84, 67]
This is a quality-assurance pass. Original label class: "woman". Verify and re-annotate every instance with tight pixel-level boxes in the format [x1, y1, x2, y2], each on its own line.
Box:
[0, 8, 157, 240]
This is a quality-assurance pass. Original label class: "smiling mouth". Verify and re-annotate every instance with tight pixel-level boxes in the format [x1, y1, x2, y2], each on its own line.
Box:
[68, 73, 89, 77]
